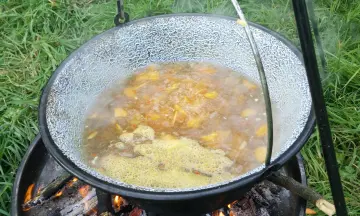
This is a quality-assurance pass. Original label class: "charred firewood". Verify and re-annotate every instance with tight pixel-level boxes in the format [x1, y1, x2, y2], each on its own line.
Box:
[268, 173, 336, 216]
[59, 187, 97, 216]
[22, 172, 73, 210]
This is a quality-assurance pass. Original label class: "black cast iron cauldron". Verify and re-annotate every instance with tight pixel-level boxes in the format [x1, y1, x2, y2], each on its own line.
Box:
[39, 14, 315, 214]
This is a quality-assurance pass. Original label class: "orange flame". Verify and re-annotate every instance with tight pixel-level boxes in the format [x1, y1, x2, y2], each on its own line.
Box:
[23, 184, 35, 211]
[66, 177, 78, 187]
[227, 200, 236, 209]
[113, 195, 125, 212]
[55, 190, 63, 197]
[78, 185, 90, 197]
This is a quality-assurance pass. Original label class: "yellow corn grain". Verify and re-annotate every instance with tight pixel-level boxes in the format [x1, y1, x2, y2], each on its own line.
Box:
[114, 108, 127, 117]
[187, 117, 202, 128]
[256, 124, 267, 137]
[204, 91, 218, 99]
[87, 131, 98, 140]
[201, 132, 218, 143]
[241, 109, 256, 117]
[123, 88, 136, 98]
[115, 123, 122, 131]
[147, 113, 161, 121]
[236, 19, 247, 27]
[174, 104, 186, 114]
[167, 82, 180, 92]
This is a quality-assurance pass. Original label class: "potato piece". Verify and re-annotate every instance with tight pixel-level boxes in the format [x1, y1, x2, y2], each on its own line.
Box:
[241, 109, 256, 117]
[133, 125, 155, 141]
[204, 91, 218, 99]
[243, 80, 257, 90]
[114, 142, 126, 150]
[239, 141, 248, 150]
[254, 146, 267, 163]
[124, 88, 136, 98]
[256, 124, 268, 137]
[147, 113, 161, 121]
[201, 132, 218, 143]
[114, 108, 127, 117]
[119, 133, 134, 144]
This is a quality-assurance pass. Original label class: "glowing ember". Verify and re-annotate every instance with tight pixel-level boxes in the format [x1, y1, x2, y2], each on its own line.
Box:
[54, 190, 63, 197]
[78, 185, 91, 197]
[66, 177, 78, 188]
[227, 204, 231, 208]
[219, 212, 225, 216]
[23, 184, 34, 211]
[129, 207, 143, 216]
[36, 185, 43, 195]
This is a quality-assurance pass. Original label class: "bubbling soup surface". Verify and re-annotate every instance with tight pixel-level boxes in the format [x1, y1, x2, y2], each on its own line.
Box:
[82, 62, 273, 188]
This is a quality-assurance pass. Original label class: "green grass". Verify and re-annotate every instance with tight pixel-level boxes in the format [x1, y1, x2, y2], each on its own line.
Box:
[0, 0, 359, 215]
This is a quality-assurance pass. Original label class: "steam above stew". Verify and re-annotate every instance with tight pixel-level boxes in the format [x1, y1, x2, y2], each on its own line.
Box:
[82, 62, 273, 188]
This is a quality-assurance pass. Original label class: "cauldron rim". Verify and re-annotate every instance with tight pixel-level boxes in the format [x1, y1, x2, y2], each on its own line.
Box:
[38, 13, 315, 201]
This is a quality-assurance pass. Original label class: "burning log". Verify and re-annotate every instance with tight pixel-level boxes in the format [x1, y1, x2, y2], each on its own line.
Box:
[59, 187, 97, 216]
[22, 172, 73, 210]
[228, 197, 257, 216]
[268, 173, 336, 216]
